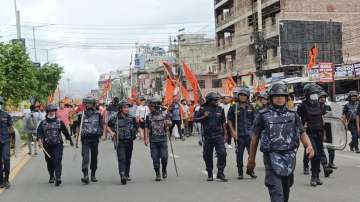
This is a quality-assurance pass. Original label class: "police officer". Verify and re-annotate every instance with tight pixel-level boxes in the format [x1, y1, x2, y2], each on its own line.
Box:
[255, 92, 268, 112]
[37, 104, 74, 186]
[247, 83, 314, 202]
[342, 91, 359, 153]
[144, 97, 172, 181]
[77, 97, 104, 184]
[297, 83, 327, 186]
[196, 92, 228, 182]
[107, 100, 138, 185]
[228, 87, 257, 179]
[0, 96, 13, 189]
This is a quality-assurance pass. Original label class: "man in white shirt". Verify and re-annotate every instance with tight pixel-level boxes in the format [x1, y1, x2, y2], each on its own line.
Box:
[220, 95, 233, 149]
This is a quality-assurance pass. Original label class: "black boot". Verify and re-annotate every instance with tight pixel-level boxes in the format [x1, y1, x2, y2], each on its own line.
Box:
[349, 142, 354, 152]
[216, 172, 228, 182]
[55, 178, 62, 187]
[91, 171, 98, 182]
[310, 176, 317, 187]
[3, 176, 10, 189]
[49, 175, 55, 184]
[120, 173, 127, 185]
[81, 171, 90, 184]
[324, 166, 333, 178]
[155, 169, 161, 181]
[237, 169, 244, 180]
[316, 174, 323, 185]
[303, 167, 310, 175]
[125, 175, 132, 181]
[328, 163, 337, 169]
[162, 168, 167, 179]
[207, 171, 213, 181]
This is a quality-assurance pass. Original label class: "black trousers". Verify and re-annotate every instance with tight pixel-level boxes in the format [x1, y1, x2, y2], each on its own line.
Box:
[117, 140, 133, 177]
[0, 140, 10, 182]
[236, 136, 251, 173]
[150, 141, 168, 171]
[44, 143, 63, 179]
[81, 140, 99, 174]
[308, 135, 323, 177]
[203, 136, 226, 174]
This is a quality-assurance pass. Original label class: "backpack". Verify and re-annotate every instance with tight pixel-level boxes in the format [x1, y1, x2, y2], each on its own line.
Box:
[27, 113, 37, 130]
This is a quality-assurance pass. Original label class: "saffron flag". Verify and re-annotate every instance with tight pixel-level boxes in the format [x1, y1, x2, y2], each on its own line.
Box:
[307, 46, 318, 69]
[164, 78, 176, 106]
[162, 61, 175, 80]
[223, 74, 236, 96]
[180, 84, 190, 102]
[183, 62, 200, 104]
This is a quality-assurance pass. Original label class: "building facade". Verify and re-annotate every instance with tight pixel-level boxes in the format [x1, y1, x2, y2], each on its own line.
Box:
[214, 0, 360, 87]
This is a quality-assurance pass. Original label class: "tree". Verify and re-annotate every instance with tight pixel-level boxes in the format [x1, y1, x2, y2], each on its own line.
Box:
[34, 63, 63, 103]
[0, 42, 38, 106]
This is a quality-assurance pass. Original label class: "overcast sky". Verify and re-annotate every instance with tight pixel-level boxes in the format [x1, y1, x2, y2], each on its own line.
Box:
[0, 0, 215, 97]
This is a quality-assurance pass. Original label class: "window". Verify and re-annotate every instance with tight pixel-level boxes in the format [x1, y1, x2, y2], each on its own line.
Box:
[273, 47, 278, 57]
[212, 79, 221, 88]
[271, 16, 276, 25]
[198, 80, 205, 89]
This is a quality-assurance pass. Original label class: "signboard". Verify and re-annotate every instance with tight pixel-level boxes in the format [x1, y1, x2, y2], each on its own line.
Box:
[319, 63, 334, 83]
[354, 63, 360, 77]
[271, 72, 285, 82]
[308, 65, 319, 81]
[335, 64, 354, 78]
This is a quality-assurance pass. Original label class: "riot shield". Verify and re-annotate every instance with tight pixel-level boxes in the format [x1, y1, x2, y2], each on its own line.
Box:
[323, 114, 348, 150]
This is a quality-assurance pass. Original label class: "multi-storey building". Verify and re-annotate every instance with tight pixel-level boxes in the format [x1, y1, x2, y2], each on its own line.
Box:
[214, 0, 360, 88]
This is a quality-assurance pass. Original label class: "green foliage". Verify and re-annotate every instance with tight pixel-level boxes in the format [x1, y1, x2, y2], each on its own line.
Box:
[34, 63, 63, 103]
[0, 42, 38, 106]
[0, 42, 63, 106]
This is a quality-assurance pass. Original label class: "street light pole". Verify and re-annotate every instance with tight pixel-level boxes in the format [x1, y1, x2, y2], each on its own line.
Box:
[33, 27, 37, 62]
[14, 0, 21, 39]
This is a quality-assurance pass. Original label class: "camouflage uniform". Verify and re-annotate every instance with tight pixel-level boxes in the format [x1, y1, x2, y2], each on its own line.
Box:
[253, 105, 303, 202]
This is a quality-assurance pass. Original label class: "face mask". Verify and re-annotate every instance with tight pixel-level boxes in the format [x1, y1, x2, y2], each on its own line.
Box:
[48, 114, 56, 119]
[309, 94, 319, 101]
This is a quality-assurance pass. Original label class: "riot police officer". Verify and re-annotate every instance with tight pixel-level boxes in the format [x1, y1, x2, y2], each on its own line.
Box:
[342, 91, 359, 153]
[297, 83, 327, 186]
[107, 100, 138, 185]
[144, 97, 172, 181]
[255, 92, 268, 112]
[196, 92, 228, 182]
[247, 83, 314, 202]
[37, 104, 74, 186]
[303, 91, 334, 177]
[228, 87, 257, 179]
[0, 96, 13, 189]
[77, 97, 104, 184]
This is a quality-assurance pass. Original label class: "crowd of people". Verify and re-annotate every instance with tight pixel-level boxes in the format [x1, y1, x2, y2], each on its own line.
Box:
[0, 84, 359, 202]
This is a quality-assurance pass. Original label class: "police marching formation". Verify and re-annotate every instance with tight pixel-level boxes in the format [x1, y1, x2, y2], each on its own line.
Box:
[0, 85, 359, 201]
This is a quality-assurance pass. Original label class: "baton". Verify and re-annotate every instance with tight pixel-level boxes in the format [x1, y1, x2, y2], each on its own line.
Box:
[167, 126, 179, 177]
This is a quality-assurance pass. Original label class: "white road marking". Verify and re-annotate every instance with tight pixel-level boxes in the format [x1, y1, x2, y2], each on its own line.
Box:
[169, 153, 180, 158]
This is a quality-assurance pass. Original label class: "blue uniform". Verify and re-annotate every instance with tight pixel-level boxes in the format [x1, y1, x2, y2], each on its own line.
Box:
[108, 113, 137, 178]
[228, 103, 255, 175]
[200, 105, 227, 175]
[145, 111, 170, 172]
[0, 110, 12, 184]
[78, 109, 103, 176]
[343, 101, 359, 151]
[253, 106, 303, 202]
[37, 117, 71, 180]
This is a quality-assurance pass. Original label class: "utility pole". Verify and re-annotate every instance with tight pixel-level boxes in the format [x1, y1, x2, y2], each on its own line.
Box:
[330, 19, 336, 101]
[14, 0, 21, 39]
[46, 49, 49, 62]
[32, 27, 37, 62]
[254, 0, 264, 78]
[66, 78, 71, 97]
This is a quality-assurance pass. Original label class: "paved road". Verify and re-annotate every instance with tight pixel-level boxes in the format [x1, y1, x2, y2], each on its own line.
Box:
[1, 137, 360, 202]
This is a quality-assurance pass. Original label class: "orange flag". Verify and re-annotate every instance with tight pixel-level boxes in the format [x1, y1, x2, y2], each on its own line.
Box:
[183, 62, 200, 104]
[180, 84, 190, 101]
[224, 74, 236, 96]
[307, 46, 318, 69]
[162, 61, 175, 80]
[164, 78, 176, 106]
